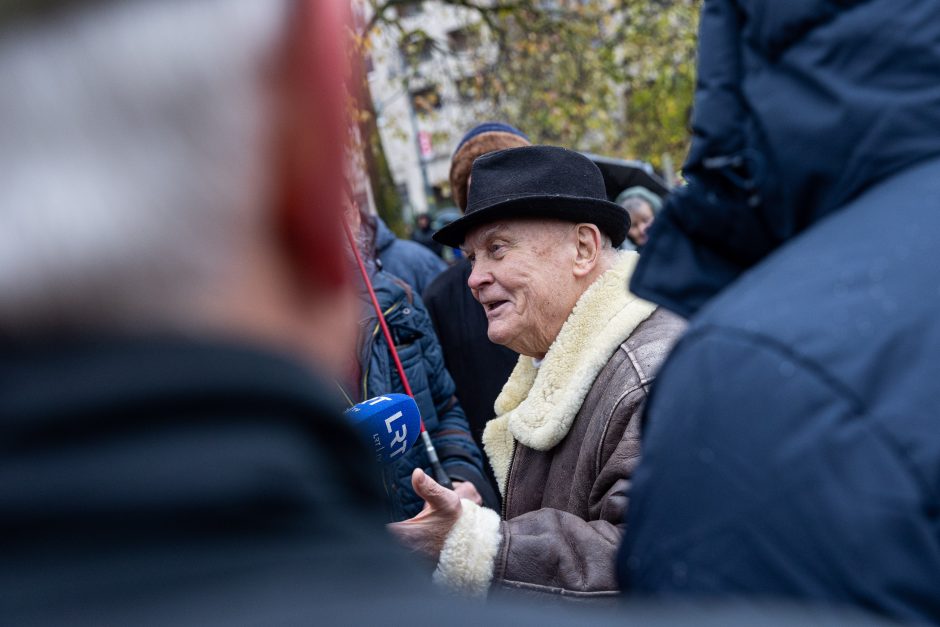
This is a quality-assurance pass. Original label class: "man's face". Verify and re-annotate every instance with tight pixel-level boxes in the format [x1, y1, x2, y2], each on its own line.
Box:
[462, 218, 578, 357]
[626, 200, 655, 246]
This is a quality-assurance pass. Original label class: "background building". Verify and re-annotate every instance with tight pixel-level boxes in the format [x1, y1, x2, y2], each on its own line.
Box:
[358, 0, 699, 228]
[366, 2, 497, 220]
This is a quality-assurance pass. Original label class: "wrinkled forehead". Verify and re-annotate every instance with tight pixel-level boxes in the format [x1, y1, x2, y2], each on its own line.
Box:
[462, 223, 508, 252]
[461, 218, 571, 253]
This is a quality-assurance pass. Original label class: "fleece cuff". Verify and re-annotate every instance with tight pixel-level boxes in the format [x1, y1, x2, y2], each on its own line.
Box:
[432, 499, 502, 598]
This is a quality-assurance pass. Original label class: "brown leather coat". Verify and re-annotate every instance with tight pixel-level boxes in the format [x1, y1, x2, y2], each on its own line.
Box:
[493, 308, 684, 599]
[432, 253, 685, 600]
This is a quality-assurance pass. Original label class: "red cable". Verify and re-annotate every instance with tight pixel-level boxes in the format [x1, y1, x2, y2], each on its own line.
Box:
[343, 219, 426, 434]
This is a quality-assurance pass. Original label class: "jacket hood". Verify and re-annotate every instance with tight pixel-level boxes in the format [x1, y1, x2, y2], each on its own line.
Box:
[374, 216, 396, 254]
[631, 0, 940, 318]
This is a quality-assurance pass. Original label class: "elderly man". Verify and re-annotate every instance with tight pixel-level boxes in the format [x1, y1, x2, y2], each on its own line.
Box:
[389, 146, 685, 600]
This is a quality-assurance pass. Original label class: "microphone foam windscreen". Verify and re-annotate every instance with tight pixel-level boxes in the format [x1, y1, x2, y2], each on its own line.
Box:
[344, 394, 421, 464]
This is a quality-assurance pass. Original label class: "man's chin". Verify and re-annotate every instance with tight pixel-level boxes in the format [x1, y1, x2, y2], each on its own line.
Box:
[486, 326, 511, 348]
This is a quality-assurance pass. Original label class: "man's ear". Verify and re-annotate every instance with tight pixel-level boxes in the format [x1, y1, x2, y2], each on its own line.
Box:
[572, 223, 603, 277]
[273, 0, 351, 293]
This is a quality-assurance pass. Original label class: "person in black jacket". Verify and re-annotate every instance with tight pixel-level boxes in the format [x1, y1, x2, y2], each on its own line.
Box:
[619, 1, 940, 623]
[423, 123, 530, 474]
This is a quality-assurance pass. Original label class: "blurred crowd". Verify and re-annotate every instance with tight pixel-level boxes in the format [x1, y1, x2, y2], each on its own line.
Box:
[3, 1, 940, 626]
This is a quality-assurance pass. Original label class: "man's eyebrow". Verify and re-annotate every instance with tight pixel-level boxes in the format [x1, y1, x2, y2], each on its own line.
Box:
[464, 225, 508, 252]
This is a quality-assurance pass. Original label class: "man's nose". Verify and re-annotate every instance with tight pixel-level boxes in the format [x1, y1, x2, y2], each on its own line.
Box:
[467, 260, 490, 295]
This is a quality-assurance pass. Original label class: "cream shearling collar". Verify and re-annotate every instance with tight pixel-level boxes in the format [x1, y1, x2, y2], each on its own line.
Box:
[482, 252, 655, 494]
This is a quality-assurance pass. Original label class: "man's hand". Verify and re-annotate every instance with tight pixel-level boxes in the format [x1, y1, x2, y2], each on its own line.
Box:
[453, 480, 482, 505]
[388, 469, 463, 560]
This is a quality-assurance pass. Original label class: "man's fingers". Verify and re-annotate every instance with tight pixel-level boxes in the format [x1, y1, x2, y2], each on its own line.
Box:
[453, 481, 483, 506]
[411, 468, 439, 499]
[411, 468, 458, 511]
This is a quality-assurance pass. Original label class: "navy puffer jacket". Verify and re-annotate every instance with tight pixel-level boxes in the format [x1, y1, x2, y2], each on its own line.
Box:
[631, 0, 940, 317]
[622, 1, 940, 623]
[358, 270, 497, 521]
[375, 217, 446, 295]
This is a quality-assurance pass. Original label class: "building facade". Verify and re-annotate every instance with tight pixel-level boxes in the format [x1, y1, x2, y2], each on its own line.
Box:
[365, 1, 498, 219]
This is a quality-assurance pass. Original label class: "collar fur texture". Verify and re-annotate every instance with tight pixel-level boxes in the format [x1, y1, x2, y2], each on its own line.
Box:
[482, 251, 655, 494]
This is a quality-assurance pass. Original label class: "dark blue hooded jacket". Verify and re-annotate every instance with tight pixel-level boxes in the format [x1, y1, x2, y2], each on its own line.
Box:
[621, 0, 940, 622]
[375, 217, 446, 295]
[356, 270, 497, 520]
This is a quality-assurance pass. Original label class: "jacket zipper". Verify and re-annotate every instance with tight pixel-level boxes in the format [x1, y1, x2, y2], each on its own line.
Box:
[501, 441, 518, 521]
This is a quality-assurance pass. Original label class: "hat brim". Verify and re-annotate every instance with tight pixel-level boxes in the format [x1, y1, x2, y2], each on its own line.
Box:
[432, 194, 630, 248]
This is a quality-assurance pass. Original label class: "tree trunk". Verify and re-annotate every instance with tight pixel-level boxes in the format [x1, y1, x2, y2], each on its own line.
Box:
[358, 76, 407, 237]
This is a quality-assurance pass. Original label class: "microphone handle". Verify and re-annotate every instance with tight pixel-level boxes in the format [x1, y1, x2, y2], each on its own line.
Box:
[420, 431, 454, 490]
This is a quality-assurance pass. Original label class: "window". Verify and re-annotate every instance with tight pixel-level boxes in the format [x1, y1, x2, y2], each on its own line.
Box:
[432, 185, 451, 206]
[411, 85, 443, 115]
[397, 2, 423, 19]
[455, 76, 480, 103]
[400, 32, 435, 66]
[447, 26, 479, 53]
[455, 73, 494, 103]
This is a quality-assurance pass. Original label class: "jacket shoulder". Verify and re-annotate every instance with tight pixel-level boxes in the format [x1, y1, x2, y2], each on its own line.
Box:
[621, 307, 686, 386]
[385, 238, 444, 269]
[369, 270, 410, 307]
[583, 307, 686, 419]
[577, 308, 684, 451]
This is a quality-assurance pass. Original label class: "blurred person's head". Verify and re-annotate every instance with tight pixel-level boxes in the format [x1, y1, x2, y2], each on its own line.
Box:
[615, 186, 662, 248]
[623, 198, 655, 247]
[0, 0, 356, 375]
[449, 122, 529, 212]
[416, 213, 431, 230]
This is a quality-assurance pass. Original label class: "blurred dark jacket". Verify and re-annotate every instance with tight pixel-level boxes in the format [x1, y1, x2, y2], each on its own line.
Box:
[358, 269, 498, 519]
[375, 217, 446, 295]
[621, 1, 940, 623]
[411, 223, 444, 258]
[0, 337, 431, 625]
[423, 258, 518, 484]
[0, 339, 896, 627]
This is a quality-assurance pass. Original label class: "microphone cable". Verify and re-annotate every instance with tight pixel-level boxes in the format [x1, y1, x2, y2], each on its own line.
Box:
[343, 217, 454, 490]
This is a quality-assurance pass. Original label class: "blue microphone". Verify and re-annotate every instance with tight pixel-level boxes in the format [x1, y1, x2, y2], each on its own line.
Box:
[344, 394, 421, 465]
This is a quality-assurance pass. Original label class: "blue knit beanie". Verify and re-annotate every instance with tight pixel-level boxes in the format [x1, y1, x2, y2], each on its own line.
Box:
[450, 122, 530, 210]
[453, 122, 529, 156]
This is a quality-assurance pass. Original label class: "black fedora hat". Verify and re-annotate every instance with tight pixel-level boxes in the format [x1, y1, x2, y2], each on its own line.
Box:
[433, 145, 630, 248]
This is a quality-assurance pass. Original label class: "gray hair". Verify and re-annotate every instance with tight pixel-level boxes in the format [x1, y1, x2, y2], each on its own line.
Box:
[621, 196, 655, 216]
[0, 0, 285, 333]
